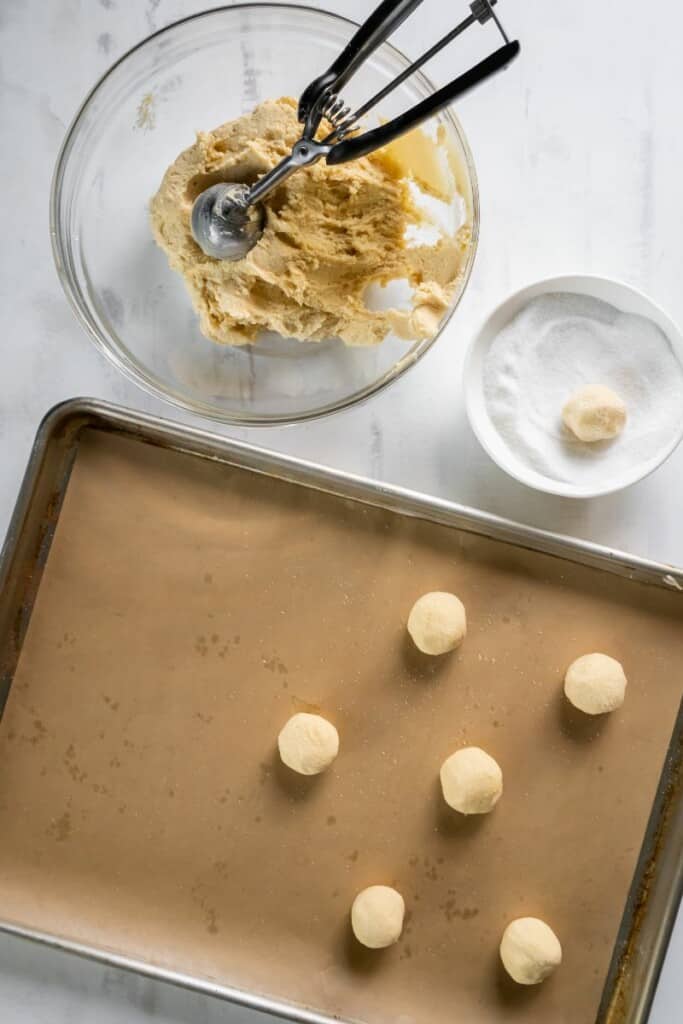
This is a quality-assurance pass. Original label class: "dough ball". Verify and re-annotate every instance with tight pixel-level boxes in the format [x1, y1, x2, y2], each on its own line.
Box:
[440, 746, 503, 814]
[562, 385, 627, 442]
[500, 917, 562, 985]
[564, 653, 627, 715]
[277, 713, 339, 775]
[407, 591, 467, 655]
[351, 886, 405, 949]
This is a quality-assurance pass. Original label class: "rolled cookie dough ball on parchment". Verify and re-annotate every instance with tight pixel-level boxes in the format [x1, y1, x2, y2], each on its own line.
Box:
[351, 885, 405, 948]
[564, 653, 627, 715]
[407, 591, 467, 655]
[277, 713, 339, 775]
[562, 385, 627, 442]
[440, 746, 503, 814]
[500, 917, 562, 985]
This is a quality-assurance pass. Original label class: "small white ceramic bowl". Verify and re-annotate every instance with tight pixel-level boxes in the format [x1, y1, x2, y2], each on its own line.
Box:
[464, 275, 683, 498]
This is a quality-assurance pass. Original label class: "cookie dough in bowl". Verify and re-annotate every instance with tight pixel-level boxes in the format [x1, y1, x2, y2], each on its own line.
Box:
[151, 97, 469, 349]
[51, 4, 479, 423]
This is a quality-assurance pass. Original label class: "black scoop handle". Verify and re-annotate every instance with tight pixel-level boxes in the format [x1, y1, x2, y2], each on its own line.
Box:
[298, 0, 425, 122]
[327, 40, 520, 165]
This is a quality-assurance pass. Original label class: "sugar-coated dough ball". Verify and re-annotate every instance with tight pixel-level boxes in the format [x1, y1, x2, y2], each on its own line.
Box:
[407, 591, 467, 655]
[351, 886, 405, 949]
[278, 713, 339, 775]
[562, 385, 627, 442]
[564, 653, 627, 715]
[440, 746, 502, 814]
[500, 917, 562, 985]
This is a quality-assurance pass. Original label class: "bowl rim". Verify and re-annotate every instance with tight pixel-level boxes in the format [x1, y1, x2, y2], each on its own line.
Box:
[463, 273, 683, 499]
[50, 1, 480, 427]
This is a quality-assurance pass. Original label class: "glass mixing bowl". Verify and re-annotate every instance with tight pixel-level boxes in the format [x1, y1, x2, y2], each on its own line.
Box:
[51, 3, 479, 424]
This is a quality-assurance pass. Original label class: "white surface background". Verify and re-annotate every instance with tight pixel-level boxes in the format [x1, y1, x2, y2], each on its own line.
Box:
[0, 0, 681, 1020]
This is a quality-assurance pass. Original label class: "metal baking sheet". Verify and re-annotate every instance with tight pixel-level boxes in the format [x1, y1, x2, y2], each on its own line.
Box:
[0, 399, 681, 1024]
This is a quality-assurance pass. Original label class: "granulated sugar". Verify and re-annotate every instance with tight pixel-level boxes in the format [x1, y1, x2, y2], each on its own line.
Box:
[483, 293, 683, 489]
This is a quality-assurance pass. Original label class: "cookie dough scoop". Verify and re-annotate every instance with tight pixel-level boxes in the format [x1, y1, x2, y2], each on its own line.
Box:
[191, 0, 520, 261]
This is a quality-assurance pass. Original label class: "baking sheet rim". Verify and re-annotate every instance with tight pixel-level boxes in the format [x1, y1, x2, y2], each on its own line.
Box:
[0, 396, 681, 1024]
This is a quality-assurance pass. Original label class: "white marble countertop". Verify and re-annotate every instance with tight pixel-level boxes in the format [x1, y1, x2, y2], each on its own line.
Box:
[0, 0, 681, 1020]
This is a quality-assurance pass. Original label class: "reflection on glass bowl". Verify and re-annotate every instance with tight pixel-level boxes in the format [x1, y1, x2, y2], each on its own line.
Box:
[51, 3, 479, 425]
